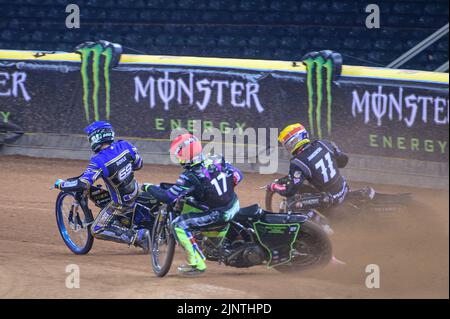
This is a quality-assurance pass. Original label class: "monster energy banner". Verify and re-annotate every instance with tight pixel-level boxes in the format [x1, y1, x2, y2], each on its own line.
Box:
[0, 43, 448, 162]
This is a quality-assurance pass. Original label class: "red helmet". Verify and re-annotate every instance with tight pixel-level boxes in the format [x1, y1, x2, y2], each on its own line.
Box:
[170, 133, 203, 167]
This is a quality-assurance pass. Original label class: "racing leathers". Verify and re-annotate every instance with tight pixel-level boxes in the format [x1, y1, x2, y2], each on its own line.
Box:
[273, 140, 349, 206]
[146, 155, 243, 271]
[57, 140, 144, 245]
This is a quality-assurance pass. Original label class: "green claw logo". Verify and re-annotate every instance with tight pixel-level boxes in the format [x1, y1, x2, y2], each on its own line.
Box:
[301, 50, 342, 139]
[75, 40, 122, 122]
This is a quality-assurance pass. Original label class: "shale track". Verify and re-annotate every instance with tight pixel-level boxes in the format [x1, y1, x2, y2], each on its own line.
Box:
[0, 155, 448, 298]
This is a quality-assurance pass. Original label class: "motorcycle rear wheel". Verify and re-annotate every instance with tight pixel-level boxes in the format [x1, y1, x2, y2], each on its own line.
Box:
[275, 220, 332, 272]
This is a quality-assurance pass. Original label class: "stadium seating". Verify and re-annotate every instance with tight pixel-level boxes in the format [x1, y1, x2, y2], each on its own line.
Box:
[0, 0, 447, 71]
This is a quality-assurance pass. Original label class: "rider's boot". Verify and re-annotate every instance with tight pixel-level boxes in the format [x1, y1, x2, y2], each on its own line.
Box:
[92, 223, 136, 245]
[348, 187, 375, 202]
[131, 229, 150, 253]
[177, 264, 206, 276]
[359, 187, 376, 201]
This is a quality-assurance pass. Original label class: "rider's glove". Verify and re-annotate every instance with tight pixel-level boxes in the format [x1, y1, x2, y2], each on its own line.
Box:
[233, 171, 242, 186]
[268, 183, 287, 194]
[54, 178, 65, 189]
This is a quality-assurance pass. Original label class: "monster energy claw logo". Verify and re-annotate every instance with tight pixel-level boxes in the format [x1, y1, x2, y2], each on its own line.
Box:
[301, 50, 342, 139]
[75, 40, 122, 122]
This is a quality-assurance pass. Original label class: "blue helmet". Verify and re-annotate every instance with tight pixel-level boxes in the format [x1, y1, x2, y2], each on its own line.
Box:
[84, 121, 115, 152]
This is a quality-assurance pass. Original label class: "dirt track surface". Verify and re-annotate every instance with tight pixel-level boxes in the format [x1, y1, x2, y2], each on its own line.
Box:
[0, 155, 448, 299]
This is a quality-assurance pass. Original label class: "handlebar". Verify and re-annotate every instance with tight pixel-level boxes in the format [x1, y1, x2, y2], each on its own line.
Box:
[263, 177, 289, 192]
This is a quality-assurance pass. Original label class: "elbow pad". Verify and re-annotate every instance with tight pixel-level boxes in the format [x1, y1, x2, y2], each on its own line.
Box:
[336, 154, 349, 168]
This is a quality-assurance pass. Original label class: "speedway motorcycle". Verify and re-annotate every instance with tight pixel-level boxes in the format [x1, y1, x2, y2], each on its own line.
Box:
[53, 176, 158, 254]
[150, 183, 332, 277]
[264, 176, 413, 232]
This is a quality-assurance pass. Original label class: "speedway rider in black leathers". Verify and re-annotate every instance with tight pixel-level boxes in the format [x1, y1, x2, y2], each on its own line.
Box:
[144, 133, 243, 276]
[53, 121, 149, 250]
[269, 123, 374, 210]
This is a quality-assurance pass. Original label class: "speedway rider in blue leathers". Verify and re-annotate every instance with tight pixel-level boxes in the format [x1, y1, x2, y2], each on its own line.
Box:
[53, 121, 149, 249]
[144, 133, 243, 276]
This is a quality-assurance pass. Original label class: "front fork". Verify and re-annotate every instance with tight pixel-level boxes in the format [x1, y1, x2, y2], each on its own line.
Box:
[68, 201, 84, 232]
[68, 194, 93, 232]
[156, 205, 174, 243]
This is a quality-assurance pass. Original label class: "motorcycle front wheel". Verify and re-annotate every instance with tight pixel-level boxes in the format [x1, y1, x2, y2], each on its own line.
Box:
[151, 210, 176, 277]
[55, 192, 94, 255]
[265, 189, 287, 213]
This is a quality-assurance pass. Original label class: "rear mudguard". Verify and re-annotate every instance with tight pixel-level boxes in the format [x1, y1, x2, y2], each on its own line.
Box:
[372, 192, 412, 205]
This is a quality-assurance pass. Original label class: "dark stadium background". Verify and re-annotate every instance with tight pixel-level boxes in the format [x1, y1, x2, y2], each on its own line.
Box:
[0, 0, 448, 71]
